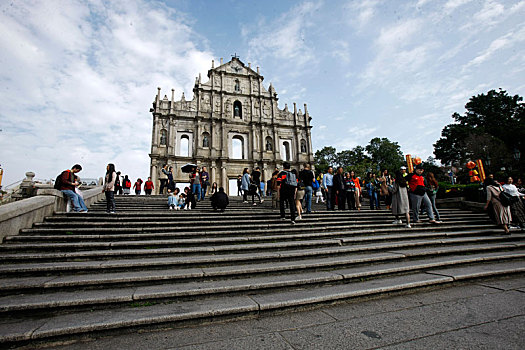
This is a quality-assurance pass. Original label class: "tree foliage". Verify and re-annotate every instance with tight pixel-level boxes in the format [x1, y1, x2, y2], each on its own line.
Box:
[434, 89, 525, 175]
[314, 138, 407, 177]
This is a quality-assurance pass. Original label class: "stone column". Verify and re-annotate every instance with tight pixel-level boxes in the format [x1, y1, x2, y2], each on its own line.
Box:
[221, 166, 227, 191]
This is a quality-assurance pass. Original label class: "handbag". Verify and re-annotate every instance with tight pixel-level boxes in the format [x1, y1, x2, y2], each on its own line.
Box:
[498, 191, 515, 207]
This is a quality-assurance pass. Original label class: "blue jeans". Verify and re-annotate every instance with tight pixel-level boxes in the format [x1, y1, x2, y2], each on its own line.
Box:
[192, 183, 202, 200]
[201, 185, 207, 200]
[368, 191, 379, 209]
[304, 186, 313, 213]
[61, 190, 88, 212]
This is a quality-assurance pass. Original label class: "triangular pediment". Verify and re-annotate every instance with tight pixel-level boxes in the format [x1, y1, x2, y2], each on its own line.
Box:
[210, 57, 262, 79]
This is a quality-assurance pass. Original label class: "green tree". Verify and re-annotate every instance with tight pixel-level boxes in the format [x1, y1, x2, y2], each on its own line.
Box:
[365, 137, 404, 172]
[314, 146, 337, 173]
[434, 89, 525, 175]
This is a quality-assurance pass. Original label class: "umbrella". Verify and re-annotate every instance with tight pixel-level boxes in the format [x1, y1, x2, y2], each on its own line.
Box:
[181, 163, 197, 173]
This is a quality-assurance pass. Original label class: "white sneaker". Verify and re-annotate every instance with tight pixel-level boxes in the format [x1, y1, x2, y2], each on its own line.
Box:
[253, 203, 257, 206]
[392, 220, 399, 225]
[243, 201, 248, 203]
[184, 207, 188, 210]
[405, 224, 411, 228]
[169, 207, 173, 211]
[260, 199, 264, 203]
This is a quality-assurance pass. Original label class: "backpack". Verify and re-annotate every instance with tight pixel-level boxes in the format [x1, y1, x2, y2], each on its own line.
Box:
[54, 173, 63, 190]
[283, 171, 297, 188]
[312, 179, 320, 190]
[54, 170, 70, 190]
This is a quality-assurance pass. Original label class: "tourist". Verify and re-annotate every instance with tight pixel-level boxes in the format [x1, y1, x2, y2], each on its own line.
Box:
[344, 172, 356, 210]
[178, 193, 186, 210]
[425, 172, 442, 223]
[241, 168, 251, 203]
[407, 165, 438, 223]
[277, 162, 297, 224]
[184, 186, 196, 210]
[201, 166, 210, 200]
[211, 187, 229, 212]
[167, 188, 180, 210]
[315, 173, 325, 204]
[350, 171, 361, 210]
[299, 163, 314, 214]
[133, 178, 143, 195]
[248, 176, 263, 206]
[270, 170, 280, 209]
[114, 171, 122, 195]
[503, 177, 525, 230]
[237, 175, 243, 196]
[252, 167, 262, 196]
[366, 172, 380, 210]
[103, 163, 117, 213]
[293, 169, 304, 220]
[380, 169, 393, 210]
[484, 178, 512, 234]
[190, 167, 202, 201]
[122, 175, 131, 195]
[144, 177, 154, 195]
[159, 164, 169, 195]
[167, 166, 175, 193]
[57, 164, 88, 212]
[390, 170, 411, 228]
[333, 167, 345, 210]
[210, 182, 218, 195]
[322, 167, 334, 210]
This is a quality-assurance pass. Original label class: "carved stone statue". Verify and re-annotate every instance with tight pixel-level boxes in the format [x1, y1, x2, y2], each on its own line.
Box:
[203, 134, 209, 148]
[266, 138, 273, 151]
[234, 104, 240, 117]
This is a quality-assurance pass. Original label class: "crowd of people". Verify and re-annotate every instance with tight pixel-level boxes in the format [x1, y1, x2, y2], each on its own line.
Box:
[55, 163, 525, 233]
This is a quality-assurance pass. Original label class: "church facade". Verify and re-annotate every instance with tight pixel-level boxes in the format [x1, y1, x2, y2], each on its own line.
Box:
[148, 56, 314, 194]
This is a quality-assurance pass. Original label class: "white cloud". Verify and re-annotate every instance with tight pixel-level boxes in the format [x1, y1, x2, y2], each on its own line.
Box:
[0, 0, 213, 185]
[243, 1, 322, 67]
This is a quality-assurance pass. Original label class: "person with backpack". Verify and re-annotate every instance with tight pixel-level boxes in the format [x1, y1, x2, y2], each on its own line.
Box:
[122, 175, 132, 195]
[484, 177, 512, 234]
[277, 162, 297, 224]
[270, 170, 280, 209]
[56, 164, 88, 212]
[159, 164, 169, 194]
[407, 165, 437, 223]
[299, 163, 314, 214]
[103, 163, 117, 213]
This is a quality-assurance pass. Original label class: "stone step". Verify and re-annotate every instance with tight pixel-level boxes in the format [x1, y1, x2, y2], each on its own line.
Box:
[19, 220, 493, 237]
[1, 264, 523, 346]
[0, 235, 522, 264]
[4, 227, 501, 245]
[2, 257, 525, 314]
[0, 228, 508, 251]
[0, 250, 522, 294]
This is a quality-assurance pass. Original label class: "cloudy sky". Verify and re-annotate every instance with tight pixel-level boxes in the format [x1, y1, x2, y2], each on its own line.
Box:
[1, 0, 524, 187]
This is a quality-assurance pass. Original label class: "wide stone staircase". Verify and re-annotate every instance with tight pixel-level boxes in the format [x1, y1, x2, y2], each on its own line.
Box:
[1, 195, 524, 347]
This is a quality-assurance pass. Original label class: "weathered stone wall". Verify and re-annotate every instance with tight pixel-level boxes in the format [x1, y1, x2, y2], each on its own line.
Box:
[0, 187, 104, 243]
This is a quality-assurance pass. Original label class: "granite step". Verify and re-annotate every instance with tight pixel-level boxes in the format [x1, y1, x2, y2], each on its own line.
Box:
[1, 264, 523, 346]
[0, 250, 523, 294]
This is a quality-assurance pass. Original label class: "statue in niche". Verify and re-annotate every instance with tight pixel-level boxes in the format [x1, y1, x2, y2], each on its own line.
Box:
[234, 104, 240, 117]
[301, 141, 307, 153]
[203, 134, 209, 148]
[214, 100, 221, 113]
[266, 138, 273, 151]
[263, 101, 271, 117]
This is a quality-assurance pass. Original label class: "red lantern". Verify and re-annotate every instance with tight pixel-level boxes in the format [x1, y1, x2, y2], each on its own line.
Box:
[413, 157, 422, 165]
[472, 176, 480, 182]
[466, 161, 476, 169]
[469, 170, 474, 176]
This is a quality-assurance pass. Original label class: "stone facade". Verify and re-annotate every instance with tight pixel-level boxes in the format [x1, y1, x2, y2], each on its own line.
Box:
[149, 57, 314, 194]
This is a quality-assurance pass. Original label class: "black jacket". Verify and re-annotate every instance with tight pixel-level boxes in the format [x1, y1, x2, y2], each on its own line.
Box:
[333, 173, 345, 192]
[211, 191, 229, 208]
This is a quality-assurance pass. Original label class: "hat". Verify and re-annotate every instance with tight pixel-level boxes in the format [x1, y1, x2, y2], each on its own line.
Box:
[400, 166, 407, 170]
[415, 164, 424, 170]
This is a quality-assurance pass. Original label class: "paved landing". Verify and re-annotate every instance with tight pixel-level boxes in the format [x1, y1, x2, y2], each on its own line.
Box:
[46, 275, 525, 350]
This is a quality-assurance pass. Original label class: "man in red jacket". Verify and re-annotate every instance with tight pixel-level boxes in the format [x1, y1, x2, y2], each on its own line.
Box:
[407, 165, 437, 223]
[58, 164, 88, 212]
